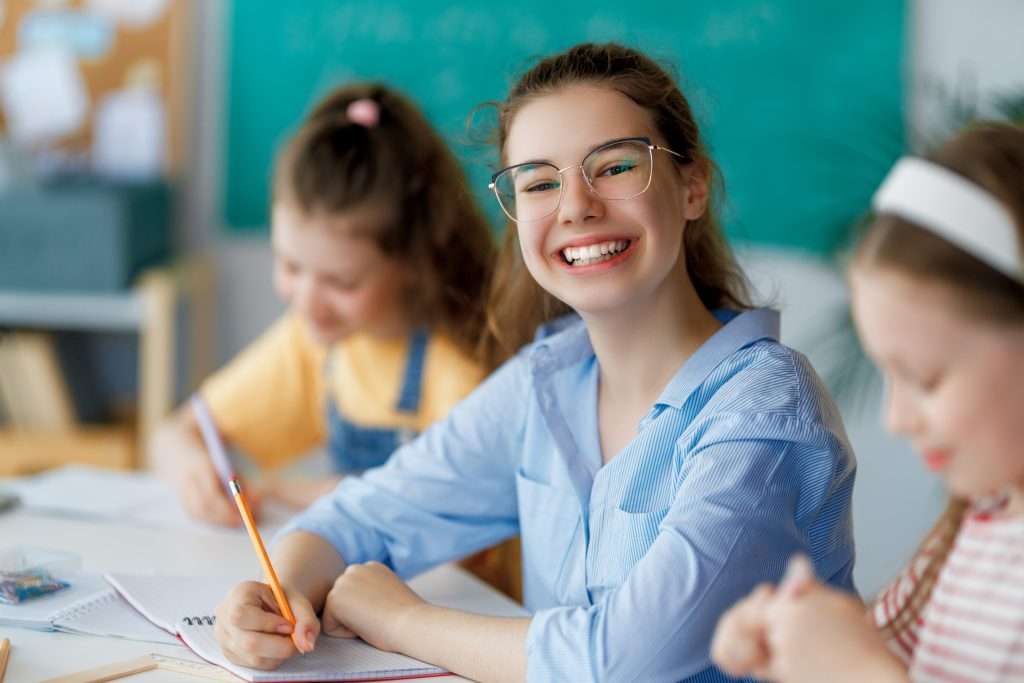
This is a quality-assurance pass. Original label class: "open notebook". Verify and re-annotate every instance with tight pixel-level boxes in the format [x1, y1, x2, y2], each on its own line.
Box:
[0, 573, 176, 644]
[178, 624, 448, 682]
[105, 573, 238, 635]
[107, 573, 452, 682]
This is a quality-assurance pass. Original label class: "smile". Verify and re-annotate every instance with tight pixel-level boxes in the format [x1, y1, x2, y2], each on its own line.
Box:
[559, 239, 632, 267]
[922, 450, 951, 471]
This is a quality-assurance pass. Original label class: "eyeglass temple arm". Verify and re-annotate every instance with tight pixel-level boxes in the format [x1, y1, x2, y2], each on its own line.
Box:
[653, 145, 690, 162]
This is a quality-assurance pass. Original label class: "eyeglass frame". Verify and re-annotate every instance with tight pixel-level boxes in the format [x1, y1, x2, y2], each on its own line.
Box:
[488, 136, 692, 223]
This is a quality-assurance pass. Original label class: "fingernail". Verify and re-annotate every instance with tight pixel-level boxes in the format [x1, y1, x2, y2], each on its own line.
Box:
[780, 554, 815, 597]
[277, 623, 292, 634]
[785, 554, 814, 579]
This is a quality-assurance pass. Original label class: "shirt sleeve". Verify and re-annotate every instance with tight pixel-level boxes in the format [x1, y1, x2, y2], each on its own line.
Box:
[276, 351, 528, 578]
[526, 412, 852, 682]
[201, 313, 326, 467]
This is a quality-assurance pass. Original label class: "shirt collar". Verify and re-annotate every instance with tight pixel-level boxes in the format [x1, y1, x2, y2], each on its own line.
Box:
[655, 308, 780, 410]
[527, 314, 591, 375]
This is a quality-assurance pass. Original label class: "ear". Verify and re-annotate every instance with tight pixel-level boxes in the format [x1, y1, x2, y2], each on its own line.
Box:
[681, 162, 710, 221]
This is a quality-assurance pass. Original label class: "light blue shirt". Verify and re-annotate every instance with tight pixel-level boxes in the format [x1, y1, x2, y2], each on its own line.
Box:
[282, 309, 856, 682]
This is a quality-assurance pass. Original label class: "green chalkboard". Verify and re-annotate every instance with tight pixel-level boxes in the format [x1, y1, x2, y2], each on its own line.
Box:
[224, 2, 905, 254]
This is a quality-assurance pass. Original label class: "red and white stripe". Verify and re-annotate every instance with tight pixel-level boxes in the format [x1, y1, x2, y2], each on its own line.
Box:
[873, 511, 1024, 682]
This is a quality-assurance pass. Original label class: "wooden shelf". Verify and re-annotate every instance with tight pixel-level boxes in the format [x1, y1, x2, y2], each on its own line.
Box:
[0, 257, 215, 469]
[0, 289, 145, 332]
[0, 425, 134, 476]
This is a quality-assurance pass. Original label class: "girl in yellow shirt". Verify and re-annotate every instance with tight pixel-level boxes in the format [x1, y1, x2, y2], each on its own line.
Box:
[151, 83, 494, 527]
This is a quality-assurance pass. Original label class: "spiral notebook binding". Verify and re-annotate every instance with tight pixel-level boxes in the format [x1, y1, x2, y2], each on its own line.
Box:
[182, 615, 216, 626]
[51, 589, 119, 621]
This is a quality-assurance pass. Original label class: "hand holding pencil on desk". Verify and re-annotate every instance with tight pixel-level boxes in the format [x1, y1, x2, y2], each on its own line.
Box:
[185, 392, 326, 667]
[215, 575, 320, 666]
[213, 529, 349, 668]
[152, 395, 264, 527]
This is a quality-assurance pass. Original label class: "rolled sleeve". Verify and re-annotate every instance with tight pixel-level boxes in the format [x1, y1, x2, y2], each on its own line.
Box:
[525, 413, 853, 682]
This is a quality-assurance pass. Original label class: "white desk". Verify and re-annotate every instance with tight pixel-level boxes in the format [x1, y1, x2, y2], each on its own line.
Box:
[0, 508, 526, 682]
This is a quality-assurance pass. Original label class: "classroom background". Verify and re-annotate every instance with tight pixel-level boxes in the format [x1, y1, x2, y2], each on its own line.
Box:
[0, 0, 1022, 597]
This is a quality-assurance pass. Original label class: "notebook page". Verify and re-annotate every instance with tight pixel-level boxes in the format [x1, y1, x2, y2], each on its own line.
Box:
[8, 465, 177, 520]
[105, 573, 239, 633]
[0, 572, 108, 629]
[50, 588, 179, 644]
[179, 623, 447, 682]
[9, 464, 293, 533]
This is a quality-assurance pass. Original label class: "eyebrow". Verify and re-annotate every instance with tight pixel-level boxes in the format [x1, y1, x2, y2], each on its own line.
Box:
[888, 355, 933, 382]
[505, 136, 646, 168]
[272, 246, 365, 280]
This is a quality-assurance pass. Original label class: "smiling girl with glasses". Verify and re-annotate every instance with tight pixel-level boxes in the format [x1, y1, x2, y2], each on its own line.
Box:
[213, 43, 856, 683]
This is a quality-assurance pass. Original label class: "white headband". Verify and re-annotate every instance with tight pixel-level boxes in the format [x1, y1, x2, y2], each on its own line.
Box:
[871, 157, 1022, 283]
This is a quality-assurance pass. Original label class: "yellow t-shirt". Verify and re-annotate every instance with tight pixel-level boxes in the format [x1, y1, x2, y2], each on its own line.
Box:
[200, 312, 485, 468]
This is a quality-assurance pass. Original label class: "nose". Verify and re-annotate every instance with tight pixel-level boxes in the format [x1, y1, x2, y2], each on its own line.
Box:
[884, 379, 923, 438]
[556, 166, 602, 225]
[293, 274, 327, 318]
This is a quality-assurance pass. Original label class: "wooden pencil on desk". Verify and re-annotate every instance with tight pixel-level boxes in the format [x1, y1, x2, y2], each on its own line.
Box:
[0, 637, 10, 683]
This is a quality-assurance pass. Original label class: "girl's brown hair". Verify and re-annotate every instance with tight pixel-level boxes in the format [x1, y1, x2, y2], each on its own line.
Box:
[273, 82, 495, 356]
[476, 43, 752, 369]
[857, 122, 1024, 639]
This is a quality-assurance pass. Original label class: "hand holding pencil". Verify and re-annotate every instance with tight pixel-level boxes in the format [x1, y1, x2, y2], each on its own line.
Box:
[187, 396, 266, 526]
[153, 395, 262, 527]
[228, 477, 305, 652]
[215, 578, 320, 666]
[193, 396, 317, 660]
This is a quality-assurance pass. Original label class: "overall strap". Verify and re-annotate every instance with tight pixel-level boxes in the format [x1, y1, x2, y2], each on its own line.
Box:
[394, 328, 430, 414]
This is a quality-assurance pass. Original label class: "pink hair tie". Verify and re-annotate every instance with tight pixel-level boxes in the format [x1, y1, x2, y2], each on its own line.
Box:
[347, 98, 380, 128]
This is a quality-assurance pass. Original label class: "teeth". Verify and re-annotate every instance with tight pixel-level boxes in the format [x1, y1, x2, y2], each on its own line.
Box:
[561, 239, 630, 266]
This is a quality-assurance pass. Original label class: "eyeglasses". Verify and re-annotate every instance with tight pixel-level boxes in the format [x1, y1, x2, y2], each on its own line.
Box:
[489, 136, 690, 223]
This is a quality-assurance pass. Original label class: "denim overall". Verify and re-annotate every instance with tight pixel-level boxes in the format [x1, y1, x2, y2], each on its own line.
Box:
[324, 329, 428, 473]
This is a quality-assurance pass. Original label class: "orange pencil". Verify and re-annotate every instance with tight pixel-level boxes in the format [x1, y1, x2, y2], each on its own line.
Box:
[0, 637, 10, 683]
[228, 479, 302, 651]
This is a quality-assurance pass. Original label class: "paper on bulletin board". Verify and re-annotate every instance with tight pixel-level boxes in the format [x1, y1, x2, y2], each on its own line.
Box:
[86, 0, 167, 29]
[92, 84, 166, 178]
[18, 7, 114, 59]
[0, 47, 88, 145]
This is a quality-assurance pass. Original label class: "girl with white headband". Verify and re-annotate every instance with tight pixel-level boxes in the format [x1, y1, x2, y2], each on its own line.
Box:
[712, 122, 1024, 683]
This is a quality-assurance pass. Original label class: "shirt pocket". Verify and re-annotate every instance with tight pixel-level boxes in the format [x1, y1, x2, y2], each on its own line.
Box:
[515, 466, 582, 608]
[588, 505, 669, 595]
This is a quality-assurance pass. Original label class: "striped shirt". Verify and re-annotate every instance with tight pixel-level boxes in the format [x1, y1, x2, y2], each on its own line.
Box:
[283, 309, 857, 682]
[875, 508, 1024, 681]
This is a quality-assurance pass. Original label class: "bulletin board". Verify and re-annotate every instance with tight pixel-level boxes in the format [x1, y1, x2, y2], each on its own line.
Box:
[0, 0, 188, 175]
[223, 1, 906, 256]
